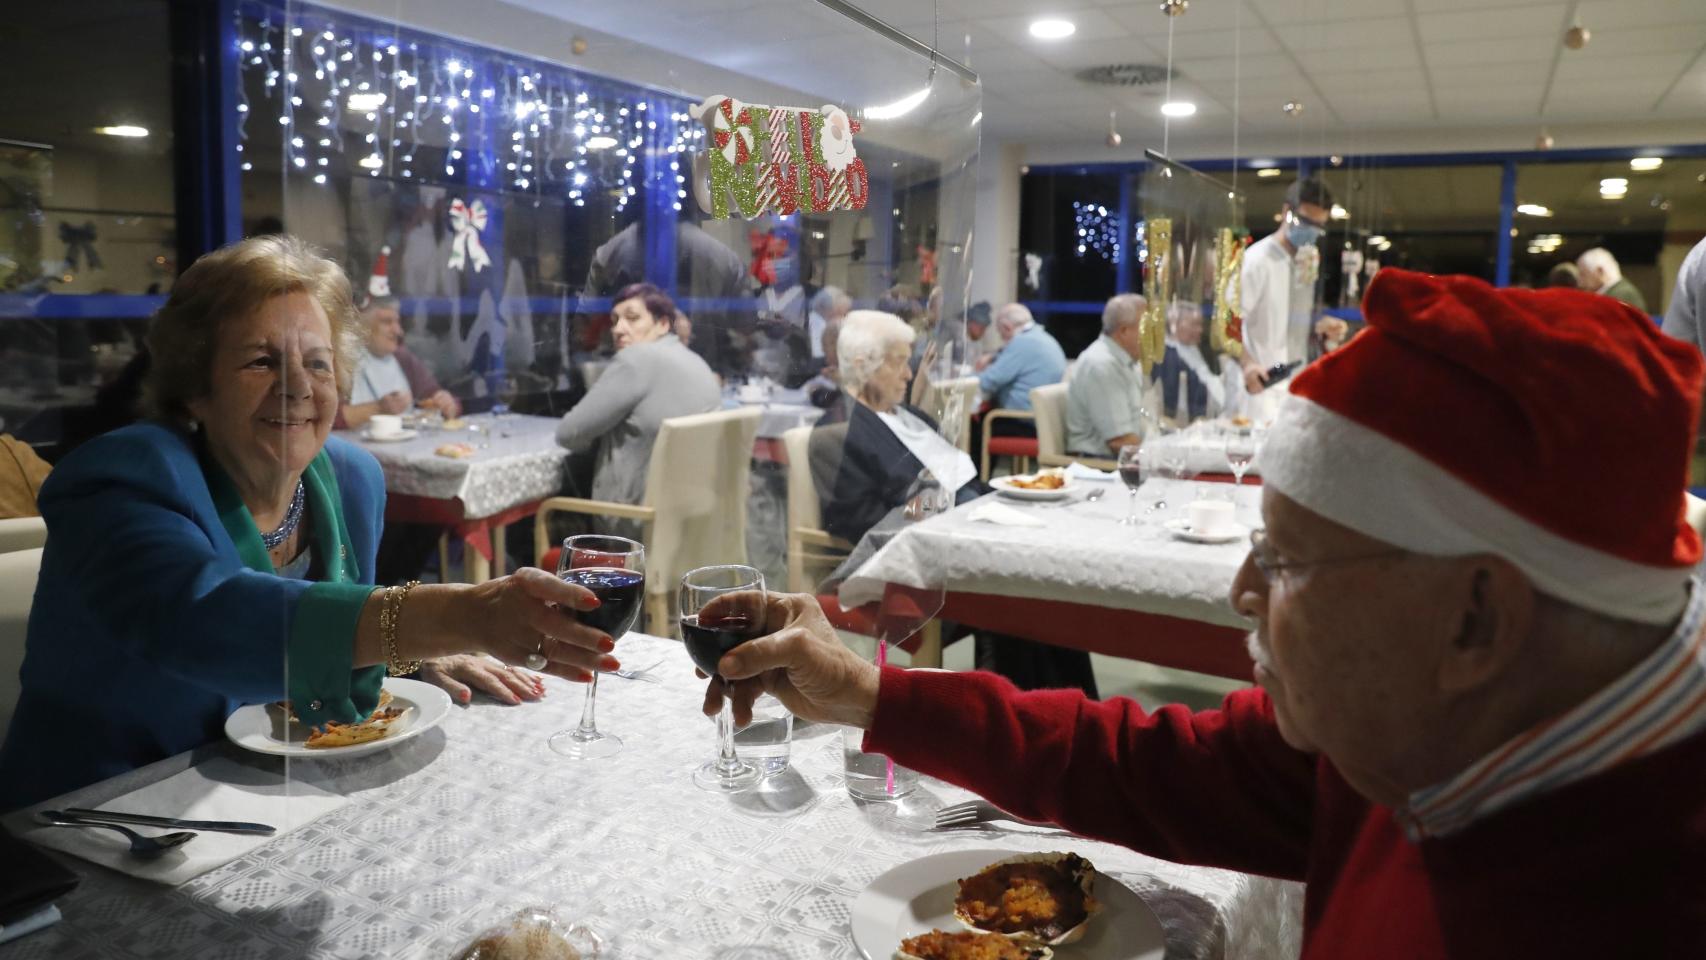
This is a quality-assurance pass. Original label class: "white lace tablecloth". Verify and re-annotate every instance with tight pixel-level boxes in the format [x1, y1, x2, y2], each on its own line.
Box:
[723, 393, 824, 440]
[3, 635, 1298, 960]
[841, 479, 1261, 627]
[1141, 423, 1265, 479]
[339, 413, 569, 519]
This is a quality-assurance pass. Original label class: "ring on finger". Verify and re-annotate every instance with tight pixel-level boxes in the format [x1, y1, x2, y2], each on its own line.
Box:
[525, 636, 548, 672]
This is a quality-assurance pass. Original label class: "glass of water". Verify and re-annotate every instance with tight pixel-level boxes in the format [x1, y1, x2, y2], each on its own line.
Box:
[733, 693, 793, 776]
[842, 727, 918, 801]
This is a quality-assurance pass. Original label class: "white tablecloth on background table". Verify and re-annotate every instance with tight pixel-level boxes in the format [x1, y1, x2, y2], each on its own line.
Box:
[339, 413, 569, 519]
[724, 389, 824, 440]
[841, 478, 1261, 626]
[2, 635, 1296, 960]
[1142, 422, 1265, 479]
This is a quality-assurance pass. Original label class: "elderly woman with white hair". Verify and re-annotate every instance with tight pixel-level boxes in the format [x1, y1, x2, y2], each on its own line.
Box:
[814, 310, 983, 546]
[812, 310, 1099, 696]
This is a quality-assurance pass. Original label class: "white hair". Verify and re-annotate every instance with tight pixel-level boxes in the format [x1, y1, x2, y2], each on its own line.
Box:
[1102, 293, 1145, 334]
[838, 309, 915, 394]
[1577, 247, 1621, 282]
[995, 302, 1033, 334]
[811, 285, 851, 317]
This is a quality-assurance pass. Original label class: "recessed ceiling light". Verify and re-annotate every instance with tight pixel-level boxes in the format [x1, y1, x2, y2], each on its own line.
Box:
[1029, 18, 1076, 40]
[1160, 101, 1196, 118]
[1515, 203, 1554, 217]
[1256, 167, 1283, 178]
[586, 136, 618, 150]
[94, 125, 148, 138]
[1629, 156, 1663, 171]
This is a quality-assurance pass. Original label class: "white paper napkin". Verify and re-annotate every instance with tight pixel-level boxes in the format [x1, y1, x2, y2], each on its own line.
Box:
[1064, 462, 1117, 483]
[21, 757, 349, 886]
[968, 502, 1047, 527]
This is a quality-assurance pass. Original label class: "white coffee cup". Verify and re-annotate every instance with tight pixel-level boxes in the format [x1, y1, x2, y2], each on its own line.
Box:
[1188, 499, 1236, 536]
[369, 414, 403, 438]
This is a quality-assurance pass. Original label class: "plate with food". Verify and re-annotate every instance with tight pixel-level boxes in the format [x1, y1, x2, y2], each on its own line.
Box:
[851, 849, 1163, 960]
[224, 677, 452, 759]
[990, 470, 1072, 501]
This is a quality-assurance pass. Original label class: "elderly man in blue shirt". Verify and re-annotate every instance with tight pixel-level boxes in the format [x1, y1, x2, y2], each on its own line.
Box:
[971, 303, 1066, 469]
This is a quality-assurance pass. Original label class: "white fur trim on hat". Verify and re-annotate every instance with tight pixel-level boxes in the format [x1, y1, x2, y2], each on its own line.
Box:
[1262, 394, 1691, 625]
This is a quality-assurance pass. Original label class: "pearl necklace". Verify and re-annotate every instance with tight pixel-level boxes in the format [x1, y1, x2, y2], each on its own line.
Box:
[261, 481, 306, 549]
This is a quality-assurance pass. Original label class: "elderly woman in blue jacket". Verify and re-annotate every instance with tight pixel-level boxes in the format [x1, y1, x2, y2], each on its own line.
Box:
[0, 235, 620, 810]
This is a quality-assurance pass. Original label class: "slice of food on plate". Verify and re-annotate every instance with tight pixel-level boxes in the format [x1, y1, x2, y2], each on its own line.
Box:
[269, 688, 408, 748]
[896, 929, 1052, 960]
[953, 852, 1101, 945]
[436, 442, 476, 459]
[1005, 470, 1066, 491]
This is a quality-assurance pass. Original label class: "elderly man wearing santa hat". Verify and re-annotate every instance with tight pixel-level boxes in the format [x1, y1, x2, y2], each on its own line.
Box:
[702, 268, 1706, 957]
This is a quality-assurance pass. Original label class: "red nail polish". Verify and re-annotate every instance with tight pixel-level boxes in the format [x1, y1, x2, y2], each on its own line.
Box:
[599, 637, 616, 653]
[599, 655, 621, 672]
[583, 596, 602, 609]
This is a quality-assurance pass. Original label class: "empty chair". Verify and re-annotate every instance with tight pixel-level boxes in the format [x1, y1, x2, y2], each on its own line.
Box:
[535, 406, 762, 633]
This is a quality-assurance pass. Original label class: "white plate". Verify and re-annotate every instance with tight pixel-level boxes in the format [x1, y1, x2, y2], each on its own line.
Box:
[851, 848, 1164, 960]
[1164, 518, 1249, 545]
[991, 475, 1073, 501]
[362, 428, 418, 442]
[224, 677, 451, 759]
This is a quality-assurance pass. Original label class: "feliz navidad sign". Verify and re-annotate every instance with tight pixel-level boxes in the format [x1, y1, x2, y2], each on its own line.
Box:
[693, 95, 871, 220]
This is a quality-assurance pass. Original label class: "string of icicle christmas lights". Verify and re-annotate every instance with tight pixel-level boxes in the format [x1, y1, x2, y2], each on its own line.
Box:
[1071, 200, 1121, 263]
[234, 2, 702, 212]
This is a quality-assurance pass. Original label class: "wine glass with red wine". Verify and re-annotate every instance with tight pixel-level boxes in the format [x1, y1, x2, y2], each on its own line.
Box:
[548, 535, 646, 760]
[1116, 444, 1144, 526]
[679, 564, 767, 792]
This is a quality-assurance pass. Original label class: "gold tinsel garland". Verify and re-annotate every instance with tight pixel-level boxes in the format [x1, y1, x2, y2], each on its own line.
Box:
[1140, 217, 1172, 379]
[1212, 227, 1247, 360]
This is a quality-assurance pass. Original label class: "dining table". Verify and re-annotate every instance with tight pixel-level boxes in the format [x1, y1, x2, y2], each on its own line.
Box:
[839, 477, 1261, 679]
[1, 634, 1299, 960]
[338, 412, 570, 582]
[1141, 420, 1265, 480]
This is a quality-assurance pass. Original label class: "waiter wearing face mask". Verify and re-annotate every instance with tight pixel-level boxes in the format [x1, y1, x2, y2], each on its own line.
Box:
[1237, 178, 1336, 416]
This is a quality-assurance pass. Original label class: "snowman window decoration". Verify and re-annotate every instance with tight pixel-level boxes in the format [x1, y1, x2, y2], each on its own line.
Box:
[692, 95, 870, 220]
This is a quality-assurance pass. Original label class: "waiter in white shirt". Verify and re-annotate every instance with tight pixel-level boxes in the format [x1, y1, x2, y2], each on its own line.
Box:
[1237, 179, 1340, 419]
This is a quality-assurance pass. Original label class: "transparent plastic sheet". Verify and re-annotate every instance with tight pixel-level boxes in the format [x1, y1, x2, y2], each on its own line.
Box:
[251, 0, 977, 947]
[1137, 155, 1247, 426]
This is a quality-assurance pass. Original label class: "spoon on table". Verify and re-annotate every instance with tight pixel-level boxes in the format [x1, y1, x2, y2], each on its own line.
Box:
[37, 812, 196, 859]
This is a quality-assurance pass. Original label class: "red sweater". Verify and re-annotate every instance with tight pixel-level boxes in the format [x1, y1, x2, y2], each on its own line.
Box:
[865, 669, 1706, 958]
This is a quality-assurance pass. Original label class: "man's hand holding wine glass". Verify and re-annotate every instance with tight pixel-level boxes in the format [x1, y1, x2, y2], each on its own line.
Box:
[699, 593, 881, 731]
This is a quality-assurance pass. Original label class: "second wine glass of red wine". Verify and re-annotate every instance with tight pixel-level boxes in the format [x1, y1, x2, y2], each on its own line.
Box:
[548, 535, 646, 760]
[680, 564, 767, 792]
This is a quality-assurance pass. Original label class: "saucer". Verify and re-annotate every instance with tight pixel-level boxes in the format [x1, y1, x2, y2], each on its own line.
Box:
[1164, 518, 1248, 544]
[362, 428, 418, 443]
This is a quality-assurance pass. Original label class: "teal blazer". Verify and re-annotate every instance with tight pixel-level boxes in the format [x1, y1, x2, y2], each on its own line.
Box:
[0, 422, 386, 810]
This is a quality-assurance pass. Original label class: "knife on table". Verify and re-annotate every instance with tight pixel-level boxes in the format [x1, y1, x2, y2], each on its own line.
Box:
[54, 808, 276, 836]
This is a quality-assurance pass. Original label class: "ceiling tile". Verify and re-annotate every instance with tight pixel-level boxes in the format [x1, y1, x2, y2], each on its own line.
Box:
[1552, 51, 1695, 81]
[976, 8, 1132, 48]
[1423, 35, 1557, 65]
[1271, 17, 1414, 53]
[1256, 0, 1411, 22]
[1033, 36, 1167, 71]
[1136, 28, 1282, 59]
[1417, 4, 1568, 43]
[1175, 52, 1303, 81]
[1562, 23, 1706, 58]
[1303, 43, 1422, 73]
[1100, 0, 1257, 33]
[1576, 0, 1706, 30]
[1410, 0, 1568, 9]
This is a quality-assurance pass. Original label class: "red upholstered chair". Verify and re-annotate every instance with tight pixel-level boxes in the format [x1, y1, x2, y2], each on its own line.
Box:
[979, 409, 1038, 481]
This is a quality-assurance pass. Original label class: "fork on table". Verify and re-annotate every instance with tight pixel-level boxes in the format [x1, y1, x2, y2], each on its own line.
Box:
[933, 799, 1056, 830]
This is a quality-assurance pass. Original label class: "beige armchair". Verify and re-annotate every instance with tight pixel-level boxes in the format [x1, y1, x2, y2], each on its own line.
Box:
[0, 547, 42, 744]
[1031, 383, 1115, 471]
[535, 407, 762, 634]
[0, 516, 46, 554]
[782, 424, 855, 594]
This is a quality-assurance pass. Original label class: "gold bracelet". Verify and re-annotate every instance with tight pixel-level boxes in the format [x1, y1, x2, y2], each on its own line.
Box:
[382, 580, 423, 676]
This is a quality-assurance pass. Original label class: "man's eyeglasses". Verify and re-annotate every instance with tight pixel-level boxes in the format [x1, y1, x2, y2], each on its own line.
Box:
[1285, 209, 1328, 231]
[1247, 528, 1406, 582]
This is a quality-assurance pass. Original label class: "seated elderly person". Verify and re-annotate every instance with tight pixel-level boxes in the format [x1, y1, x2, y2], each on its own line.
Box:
[815, 309, 983, 546]
[814, 310, 1097, 696]
[0, 236, 624, 811]
[807, 285, 851, 362]
[709, 269, 1706, 956]
[1067, 293, 1150, 456]
[555, 282, 720, 540]
[976, 303, 1066, 412]
[1152, 302, 1226, 422]
[339, 291, 459, 429]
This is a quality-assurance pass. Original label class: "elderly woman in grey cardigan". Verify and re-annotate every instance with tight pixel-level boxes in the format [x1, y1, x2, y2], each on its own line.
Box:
[556, 283, 721, 536]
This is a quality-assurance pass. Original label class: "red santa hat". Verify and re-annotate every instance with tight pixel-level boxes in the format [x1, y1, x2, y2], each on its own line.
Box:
[1262, 268, 1703, 624]
[367, 245, 392, 301]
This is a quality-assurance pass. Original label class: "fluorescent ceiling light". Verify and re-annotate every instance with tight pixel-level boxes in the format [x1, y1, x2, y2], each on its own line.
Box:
[94, 125, 148, 138]
[1515, 203, 1553, 217]
[1630, 157, 1663, 171]
[1256, 167, 1283, 178]
[1600, 177, 1628, 190]
[1330, 204, 1348, 220]
[585, 135, 618, 150]
[1160, 101, 1196, 118]
[1377, 240, 1393, 251]
[1029, 18, 1076, 40]
[347, 92, 386, 111]
[1367, 235, 1387, 245]
[865, 87, 930, 121]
